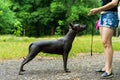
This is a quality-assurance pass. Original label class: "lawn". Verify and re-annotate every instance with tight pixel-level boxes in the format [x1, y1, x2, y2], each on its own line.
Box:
[0, 35, 120, 60]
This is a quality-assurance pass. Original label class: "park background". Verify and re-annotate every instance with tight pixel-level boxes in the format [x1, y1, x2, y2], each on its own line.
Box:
[0, 0, 120, 59]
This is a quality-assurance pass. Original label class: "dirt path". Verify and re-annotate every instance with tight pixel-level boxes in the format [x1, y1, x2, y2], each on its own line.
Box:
[0, 52, 120, 80]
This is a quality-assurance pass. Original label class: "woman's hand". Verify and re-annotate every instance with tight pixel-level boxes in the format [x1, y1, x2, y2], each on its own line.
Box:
[88, 0, 119, 16]
[88, 8, 101, 15]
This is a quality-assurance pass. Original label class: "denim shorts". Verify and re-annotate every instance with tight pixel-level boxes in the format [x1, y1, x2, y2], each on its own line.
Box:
[99, 11, 119, 30]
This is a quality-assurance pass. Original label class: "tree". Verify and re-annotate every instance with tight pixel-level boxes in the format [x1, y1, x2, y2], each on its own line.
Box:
[0, 0, 15, 34]
[0, 0, 22, 36]
[9, 0, 100, 37]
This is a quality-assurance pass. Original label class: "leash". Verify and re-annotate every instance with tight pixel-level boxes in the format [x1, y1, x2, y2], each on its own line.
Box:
[90, 24, 94, 56]
[87, 13, 95, 56]
[87, 13, 93, 56]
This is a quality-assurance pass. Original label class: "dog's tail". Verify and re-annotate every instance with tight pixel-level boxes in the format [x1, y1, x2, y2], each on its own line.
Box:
[28, 43, 33, 54]
[23, 57, 26, 60]
[22, 43, 33, 60]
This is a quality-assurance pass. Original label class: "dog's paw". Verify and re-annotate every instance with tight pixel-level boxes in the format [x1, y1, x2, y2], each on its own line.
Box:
[18, 72, 24, 75]
[21, 69, 25, 72]
[18, 69, 25, 75]
[65, 69, 71, 73]
[66, 70, 71, 73]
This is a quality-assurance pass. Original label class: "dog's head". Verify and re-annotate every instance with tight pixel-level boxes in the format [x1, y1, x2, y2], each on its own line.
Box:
[69, 23, 86, 32]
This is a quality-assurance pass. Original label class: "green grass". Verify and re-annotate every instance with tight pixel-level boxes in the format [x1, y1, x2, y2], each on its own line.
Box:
[0, 35, 120, 60]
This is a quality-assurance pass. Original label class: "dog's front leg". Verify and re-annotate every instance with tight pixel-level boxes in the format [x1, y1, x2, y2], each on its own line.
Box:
[63, 51, 70, 73]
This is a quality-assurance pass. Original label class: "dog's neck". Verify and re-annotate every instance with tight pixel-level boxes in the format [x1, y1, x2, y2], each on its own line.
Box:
[64, 29, 77, 43]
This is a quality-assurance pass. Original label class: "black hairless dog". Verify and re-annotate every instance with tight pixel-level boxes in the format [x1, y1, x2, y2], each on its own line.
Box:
[19, 23, 86, 75]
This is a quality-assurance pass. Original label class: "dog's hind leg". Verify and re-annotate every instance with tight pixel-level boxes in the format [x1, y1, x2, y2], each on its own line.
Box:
[19, 45, 41, 75]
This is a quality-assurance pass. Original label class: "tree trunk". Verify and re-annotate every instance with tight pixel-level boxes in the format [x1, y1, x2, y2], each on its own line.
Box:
[51, 27, 55, 35]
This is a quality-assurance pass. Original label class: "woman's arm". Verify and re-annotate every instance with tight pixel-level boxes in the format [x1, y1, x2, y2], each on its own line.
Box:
[88, 0, 119, 15]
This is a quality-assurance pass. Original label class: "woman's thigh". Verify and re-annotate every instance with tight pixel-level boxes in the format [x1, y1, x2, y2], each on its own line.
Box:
[100, 27, 114, 43]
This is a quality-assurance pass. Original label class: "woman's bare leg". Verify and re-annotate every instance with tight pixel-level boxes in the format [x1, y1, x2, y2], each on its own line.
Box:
[99, 27, 114, 74]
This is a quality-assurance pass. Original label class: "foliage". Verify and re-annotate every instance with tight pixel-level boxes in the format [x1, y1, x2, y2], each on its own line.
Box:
[14, 21, 22, 36]
[1, 0, 101, 36]
[0, 0, 22, 36]
[55, 20, 63, 36]
[0, 0, 15, 34]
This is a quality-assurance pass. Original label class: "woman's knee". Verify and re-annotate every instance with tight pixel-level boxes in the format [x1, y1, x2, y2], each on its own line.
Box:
[102, 39, 111, 48]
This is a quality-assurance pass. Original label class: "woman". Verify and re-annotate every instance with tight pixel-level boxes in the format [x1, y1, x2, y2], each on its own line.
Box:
[89, 0, 119, 79]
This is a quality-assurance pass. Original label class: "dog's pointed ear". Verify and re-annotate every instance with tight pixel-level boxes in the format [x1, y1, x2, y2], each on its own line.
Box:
[69, 23, 75, 30]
